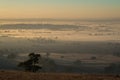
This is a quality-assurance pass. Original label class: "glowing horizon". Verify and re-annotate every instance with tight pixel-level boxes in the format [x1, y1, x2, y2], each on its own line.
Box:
[0, 0, 120, 19]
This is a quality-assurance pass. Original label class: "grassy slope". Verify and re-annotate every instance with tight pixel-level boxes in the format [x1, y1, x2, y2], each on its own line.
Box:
[0, 71, 120, 80]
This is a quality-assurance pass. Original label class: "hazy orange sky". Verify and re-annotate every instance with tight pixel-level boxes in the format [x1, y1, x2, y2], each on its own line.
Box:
[0, 0, 120, 19]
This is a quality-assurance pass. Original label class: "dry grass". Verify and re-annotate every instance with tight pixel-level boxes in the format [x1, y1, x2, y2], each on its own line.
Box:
[0, 70, 120, 80]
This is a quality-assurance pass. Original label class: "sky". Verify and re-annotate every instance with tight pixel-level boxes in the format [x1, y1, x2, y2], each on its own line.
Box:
[0, 0, 120, 19]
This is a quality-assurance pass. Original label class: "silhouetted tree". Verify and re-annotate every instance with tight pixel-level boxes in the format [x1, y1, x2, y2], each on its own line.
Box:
[105, 63, 120, 74]
[91, 56, 97, 60]
[46, 52, 50, 58]
[114, 52, 120, 57]
[18, 53, 42, 72]
[73, 60, 82, 66]
[61, 56, 64, 59]
[7, 53, 17, 59]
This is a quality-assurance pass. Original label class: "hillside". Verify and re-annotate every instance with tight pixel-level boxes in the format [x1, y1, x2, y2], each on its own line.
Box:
[0, 71, 120, 80]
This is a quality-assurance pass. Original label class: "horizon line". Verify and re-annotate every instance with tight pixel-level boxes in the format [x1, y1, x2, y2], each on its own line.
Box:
[0, 18, 120, 21]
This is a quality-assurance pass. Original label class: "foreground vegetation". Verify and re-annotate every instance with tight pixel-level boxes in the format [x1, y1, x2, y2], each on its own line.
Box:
[0, 70, 120, 80]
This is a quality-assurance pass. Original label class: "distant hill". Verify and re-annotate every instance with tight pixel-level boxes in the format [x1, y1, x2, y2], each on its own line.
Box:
[0, 24, 81, 30]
